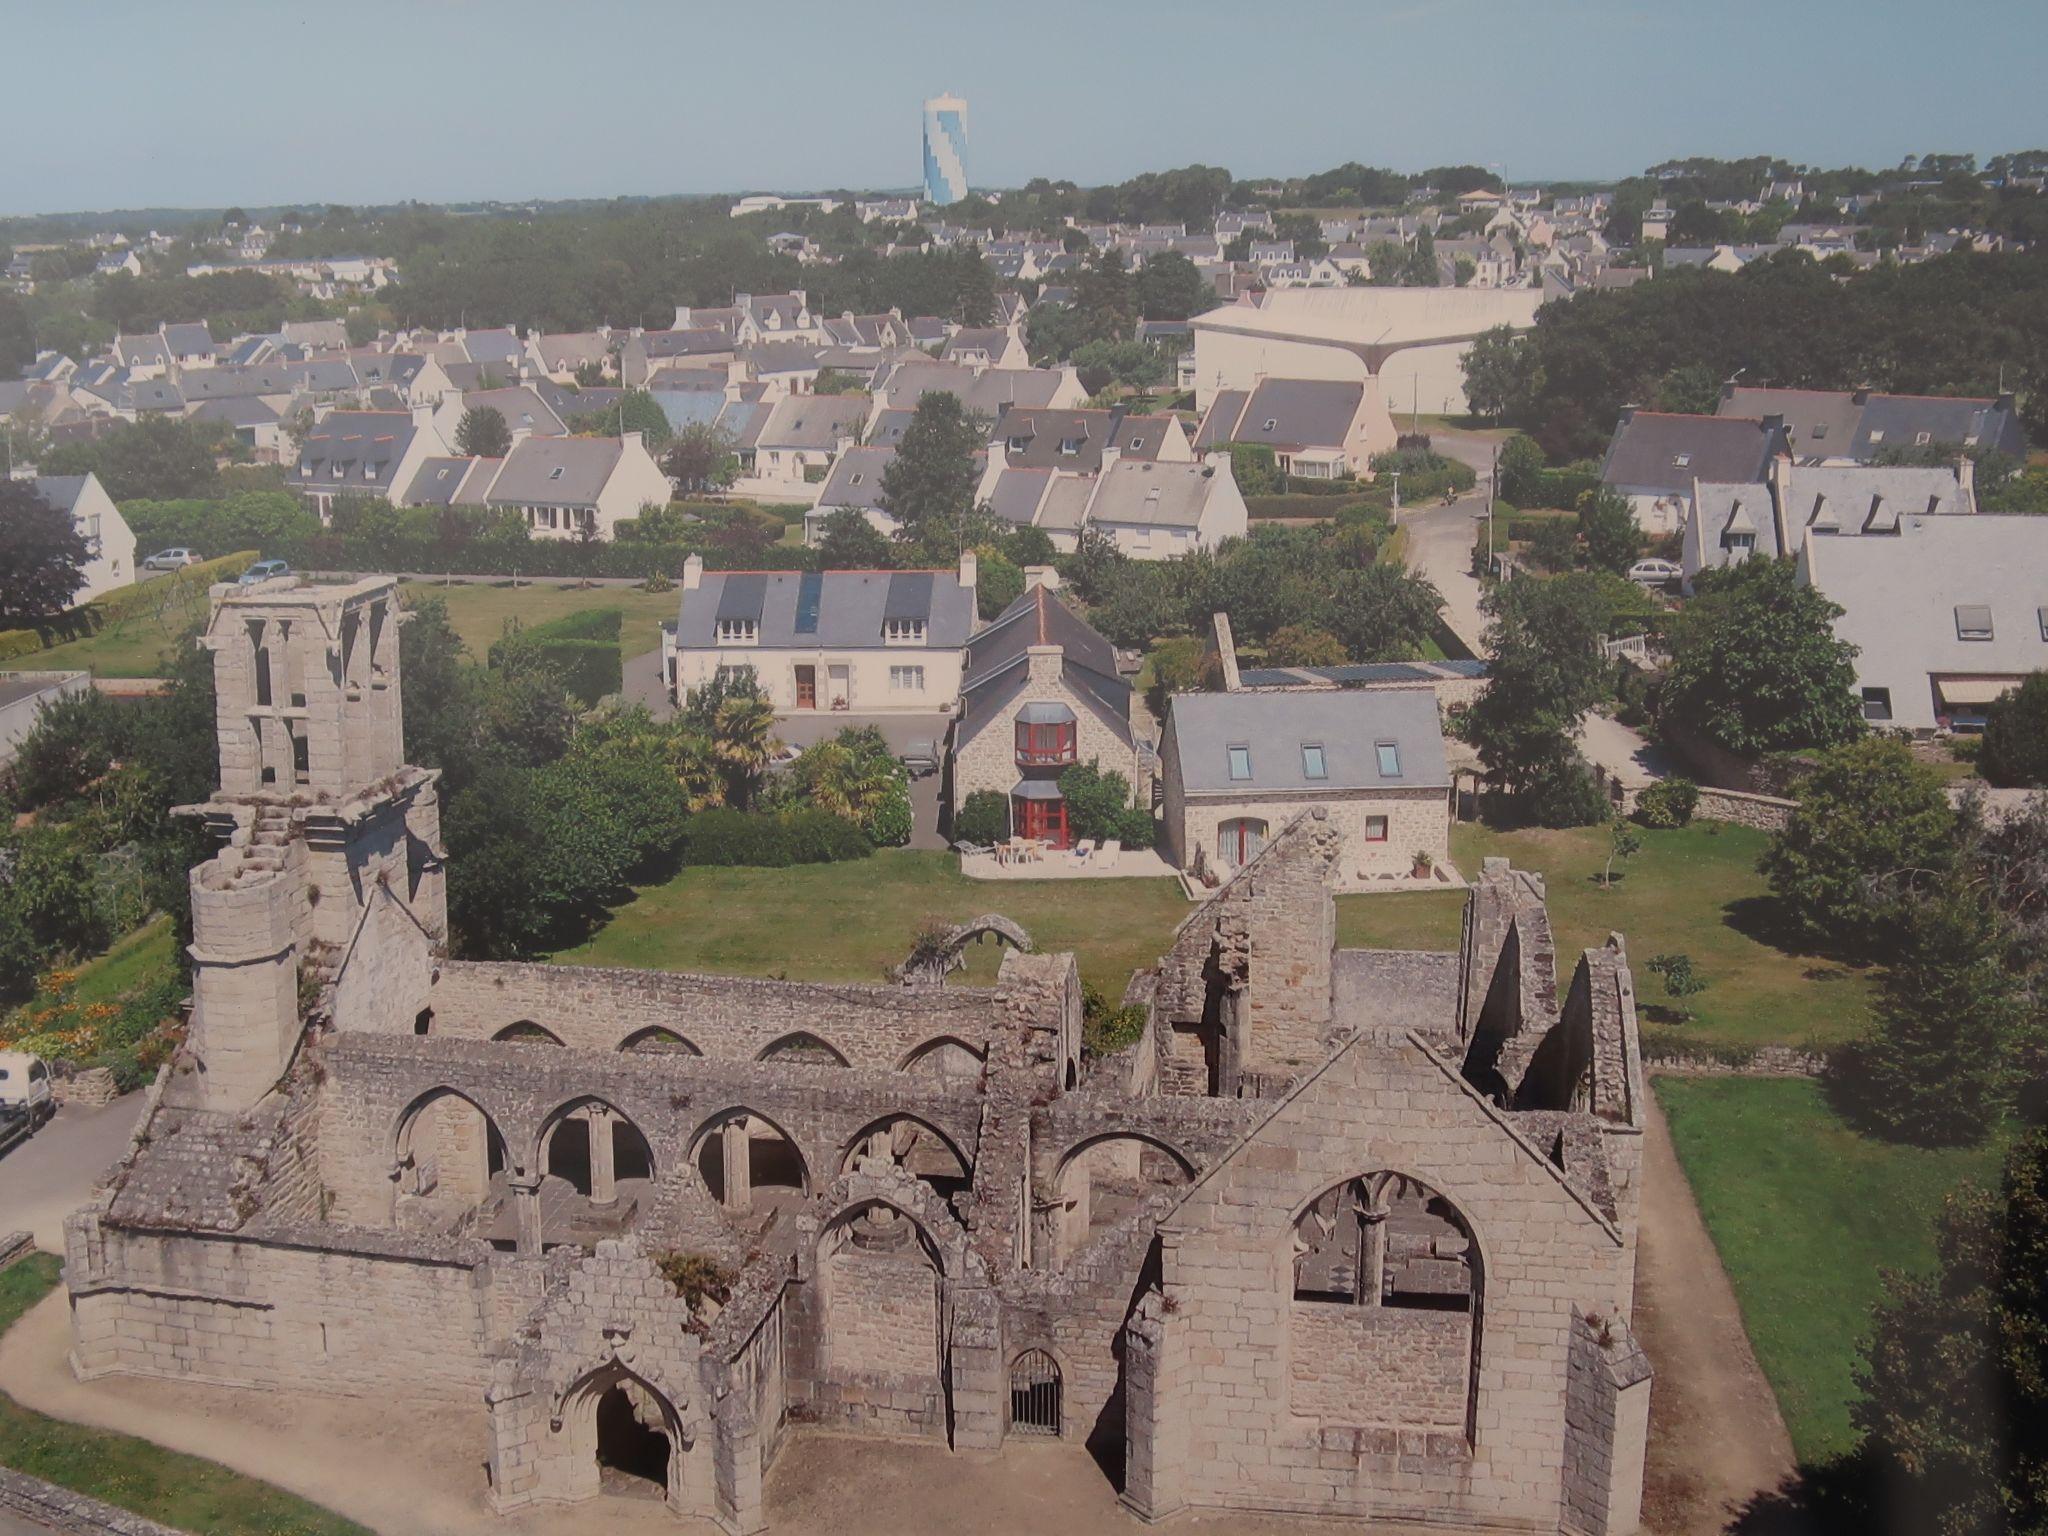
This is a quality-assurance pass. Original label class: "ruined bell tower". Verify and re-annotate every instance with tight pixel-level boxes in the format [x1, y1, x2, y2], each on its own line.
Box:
[174, 574, 445, 1111]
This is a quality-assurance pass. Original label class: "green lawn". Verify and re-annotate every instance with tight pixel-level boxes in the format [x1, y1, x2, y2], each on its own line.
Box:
[68, 918, 176, 1008]
[1657, 1076, 2005, 1463]
[1338, 821, 1873, 1052]
[27, 588, 214, 679]
[550, 849, 1196, 1000]
[0, 1254, 372, 1535]
[398, 580, 677, 662]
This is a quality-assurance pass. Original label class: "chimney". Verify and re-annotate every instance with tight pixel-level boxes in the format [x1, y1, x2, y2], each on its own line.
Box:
[1023, 565, 1060, 592]
[411, 403, 436, 429]
[1956, 452, 1976, 507]
[683, 553, 704, 590]
[622, 430, 644, 452]
[959, 548, 978, 592]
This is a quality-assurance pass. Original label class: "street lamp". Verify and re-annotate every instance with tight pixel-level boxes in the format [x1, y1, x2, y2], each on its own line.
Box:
[1389, 470, 1402, 515]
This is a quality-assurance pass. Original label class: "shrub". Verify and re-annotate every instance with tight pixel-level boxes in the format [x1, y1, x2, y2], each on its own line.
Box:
[681, 807, 871, 868]
[1634, 776, 1700, 828]
[1515, 754, 1612, 829]
[1058, 759, 1147, 844]
[1081, 979, 1148, 1057]
[954, 790, 1008, 846]
[1981, 671, 2048, 787]
[488, 609, 623, 707]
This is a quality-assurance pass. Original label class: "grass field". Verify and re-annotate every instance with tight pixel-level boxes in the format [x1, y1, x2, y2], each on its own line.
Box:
[1656, 1075, 2005, 1464]
[68, 918, 175, 1007]
[1335, 820, 1873, 1051]
[27, 584, 215, 678]
[398, 579, 677, 662]
[0, 1254, 372, 1535]
[550, 849, 1197, 999]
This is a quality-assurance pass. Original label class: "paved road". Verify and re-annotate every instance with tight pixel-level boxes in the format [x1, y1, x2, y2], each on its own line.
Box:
[1392, 426, 1502, 656]
[0, 1095, 145, 1255]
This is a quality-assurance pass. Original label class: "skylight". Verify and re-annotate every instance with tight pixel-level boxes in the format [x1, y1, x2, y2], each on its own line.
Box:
[1301, 744, 1327, 780]
[1227, 745, 1252, 781]
[1375, 741, 1402, 777]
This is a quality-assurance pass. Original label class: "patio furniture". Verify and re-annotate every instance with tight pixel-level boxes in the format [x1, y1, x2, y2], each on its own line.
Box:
[1073, 839, 1096, 864]
[952, 840, 994, 858]
[1097, 839, 1121, 869]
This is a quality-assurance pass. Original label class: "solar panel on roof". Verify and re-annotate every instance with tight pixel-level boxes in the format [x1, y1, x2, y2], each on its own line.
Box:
[794, 570, 823, 635]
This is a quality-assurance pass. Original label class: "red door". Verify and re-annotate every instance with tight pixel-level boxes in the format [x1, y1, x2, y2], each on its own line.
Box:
[1014, 795, 1070, 849]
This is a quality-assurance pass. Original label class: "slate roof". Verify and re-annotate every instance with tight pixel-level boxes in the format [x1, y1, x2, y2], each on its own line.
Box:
[1717, 386, 2027, 464]
[32, 474, 92, 514]
[459, 386, 566, 436]
[403, 455, 501, 507]
[957, 584, 1133, 750]
[485, 436, 627, 509]
[295, 410, 418, 486]
[1084, 458, 1230, 529]
[190, 395, 281, 430]
[1718, 386, 1864, 458]
[986, 466, 1052, 526]
[756, 393, 868, 451]
[814, 445, 893, 512]
[1166, 687, 1450, 794]
[1196, 377, 1363, 454]
[1599, 411, 1786, 497]
[161, 322, 215, 357]
[675, 567, 975, 650]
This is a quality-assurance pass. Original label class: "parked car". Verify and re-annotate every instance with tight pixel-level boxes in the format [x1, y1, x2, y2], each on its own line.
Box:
[901, 738, 940, 778]
[238, 559, 292, 586]
[0, 1051, 54, 1125]
[0, 1104, 31, 1157]
[1627, 558, 1682, 586]
[143, 547, 201, 571]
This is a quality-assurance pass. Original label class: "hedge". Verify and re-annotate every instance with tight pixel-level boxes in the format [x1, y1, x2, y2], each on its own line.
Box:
[488, 608, 623, 706]
[1247, 494, 1371, 520]
[0, 549, 259, 659]
[681, 807, 873, 867]
[304, 534, 813, 580]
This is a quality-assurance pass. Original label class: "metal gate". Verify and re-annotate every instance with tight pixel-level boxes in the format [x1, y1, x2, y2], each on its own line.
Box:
[1008, 1349, 1061, 1436]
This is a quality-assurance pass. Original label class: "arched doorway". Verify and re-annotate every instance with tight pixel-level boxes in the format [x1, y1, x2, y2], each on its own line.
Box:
[1050, 1136, 1193, 1260]
[535, 1099, 657, 1246]
[1009, 1349, 1062, 1437]
[840, 1115, 972, 1206]
[594, 1381, 671, 1499]
[391, 1087, 506, 1232]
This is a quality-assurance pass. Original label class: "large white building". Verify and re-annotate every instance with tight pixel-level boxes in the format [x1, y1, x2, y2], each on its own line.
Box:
[1188, 288, 1544, 421]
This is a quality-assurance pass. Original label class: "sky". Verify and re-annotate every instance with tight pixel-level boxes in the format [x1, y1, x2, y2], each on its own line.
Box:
[4, 0, 2045, 217]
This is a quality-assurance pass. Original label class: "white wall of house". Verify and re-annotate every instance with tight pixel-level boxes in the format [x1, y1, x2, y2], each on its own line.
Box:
[65, 474, 137, 602]
[671, 643, 965, 716]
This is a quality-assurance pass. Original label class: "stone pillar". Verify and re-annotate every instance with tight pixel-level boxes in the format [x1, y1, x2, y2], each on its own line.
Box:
[1118, 1288, 1187, 1521]
[712, 1385, 767, 1535]
[946, 1285, 1005, 1451]
[1359, 1205, 1387, 1307]
[509, 1175, 543, 1255]
[722, 1119, 752, 1212]
[586, 1106, 617, 1206]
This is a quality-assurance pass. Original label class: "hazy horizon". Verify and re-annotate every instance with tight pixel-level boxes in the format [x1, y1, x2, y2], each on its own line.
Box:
[4, 0, 2044, 219]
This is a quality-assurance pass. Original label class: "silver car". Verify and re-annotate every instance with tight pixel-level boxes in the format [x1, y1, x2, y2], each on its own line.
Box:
[143, 547, 201, 571]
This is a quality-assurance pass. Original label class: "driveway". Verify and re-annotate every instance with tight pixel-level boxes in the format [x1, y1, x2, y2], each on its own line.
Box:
[1393, 426, 1508, 657]
[770, 712, 950, 850]
[0, 1094, 145, 1253]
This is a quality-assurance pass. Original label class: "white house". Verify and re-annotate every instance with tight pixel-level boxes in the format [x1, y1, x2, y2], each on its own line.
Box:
[480, 433, 673, 540]
[290, 407, 450, 524]
[664, 552, 979, 715]
[30, 473, 136, 603]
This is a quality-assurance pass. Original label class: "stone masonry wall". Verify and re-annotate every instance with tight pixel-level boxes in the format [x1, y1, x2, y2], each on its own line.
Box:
[1175, 789, 1451, 891]
[1128, 1027, 1629, 1528]
[950, 648, 1138, 820]
[823, 1244, 942, 1378]
[1289, 1302, 1471, 1430]
[427, 961, 1010, 1071]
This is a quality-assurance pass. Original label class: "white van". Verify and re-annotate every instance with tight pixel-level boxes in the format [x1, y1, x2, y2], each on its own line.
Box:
[0, 1052, 54, 1123]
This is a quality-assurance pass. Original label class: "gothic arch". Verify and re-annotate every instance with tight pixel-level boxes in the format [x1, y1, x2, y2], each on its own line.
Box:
[837, 1112, 973, 1186]
[536, 1096, 657, 1195]
[689, 1106, 811, 1214]
[494, 1020, 565, 1046]
[618, 1025, 702, 1056]
[389, 1086, 509, 1215]
[896, 1035, 987, 1078]
[756, 1031, 851, 1068]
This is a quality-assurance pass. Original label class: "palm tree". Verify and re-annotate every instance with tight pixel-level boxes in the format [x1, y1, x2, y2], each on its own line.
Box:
[666, 728, 726, 811]
[712, 693, 778, 808]
[799, 740, 897, 828]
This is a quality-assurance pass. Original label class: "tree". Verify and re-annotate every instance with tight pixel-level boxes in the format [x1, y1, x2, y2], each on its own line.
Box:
[1842, 878, 2023, 1145]
[1856, 1126, 2048, 1536]
[974, 548, 1023, 619]
[1461, 325, 1540, 425]
[809, 506, 890, 570]
[1266, 625, 1348, 667]
[0, 480, 91, 624]
[1604, 817, 1643, 888]
[877, 392, 983, 555]
[661, 421, 738, 493]
[1760, 737, 1957, 950]
[1661, 558, 1864, 757]
[1134, 252, 1211, 321]
[570, 388, 671, 448]
[710, 689, 778, 810]
[1072, 247, 1138, 348]
[1496, 434, 1545, 505]
[1644, 952, 1706, 1017]
[41, 415, 222, 502]
[1466, 575, 1609, 815]
[1982, 671, 2048, 788]
[454, 405, 511, 458]
[1328, 565, 1443, 661]
[0, 293, 33, 377]
[1576, 489, 1640, 575]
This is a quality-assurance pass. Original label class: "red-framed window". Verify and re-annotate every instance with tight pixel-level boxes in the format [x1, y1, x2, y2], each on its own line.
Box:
[1364, 815, 1390, 843]
[1218, 817, 1268, 865]
[1013, 794, 1070, 849]
[1015, 720, 1077, 766]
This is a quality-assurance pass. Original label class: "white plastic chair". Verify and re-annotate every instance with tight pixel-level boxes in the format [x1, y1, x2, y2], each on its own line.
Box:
[1097, 839, 1122, 869]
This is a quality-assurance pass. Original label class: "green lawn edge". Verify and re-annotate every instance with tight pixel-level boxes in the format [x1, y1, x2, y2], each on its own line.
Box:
[0, 1254, 373, 1536]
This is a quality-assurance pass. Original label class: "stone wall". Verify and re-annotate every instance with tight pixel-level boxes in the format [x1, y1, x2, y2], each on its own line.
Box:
[822, 1243, 941, 1379]
[427, 960, 1011, 1071]
[0, 1469, 189, 1536]
[1122, 1027, 1631, 1528]
[1289, 1302, 1471, 1430]
[1692, 785, 1797, 833]
[1560, 1311, 1652, 1536]
[1172, 787, 1451, 891]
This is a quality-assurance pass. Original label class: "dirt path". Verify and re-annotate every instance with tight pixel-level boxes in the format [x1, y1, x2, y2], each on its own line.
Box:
[1635, 1085, 1800, 1533]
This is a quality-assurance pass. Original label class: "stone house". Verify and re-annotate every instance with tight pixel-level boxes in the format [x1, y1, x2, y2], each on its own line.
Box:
[665, 552, 978, 715]
[948, 577, 1137, 847]
[65, 574, 1649, 1536]
[1159, 686, 1451, 888]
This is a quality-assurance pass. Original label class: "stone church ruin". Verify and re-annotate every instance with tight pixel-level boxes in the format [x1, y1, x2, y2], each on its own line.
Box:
[65, 574, 1652, 1533]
